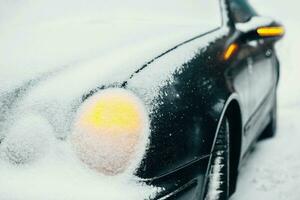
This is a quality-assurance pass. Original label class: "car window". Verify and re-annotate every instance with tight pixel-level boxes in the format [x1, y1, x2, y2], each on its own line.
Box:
[229, 0, 257, 23]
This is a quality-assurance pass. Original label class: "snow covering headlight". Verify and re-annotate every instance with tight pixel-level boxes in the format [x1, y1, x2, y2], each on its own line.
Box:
[71, 88, 149, 175]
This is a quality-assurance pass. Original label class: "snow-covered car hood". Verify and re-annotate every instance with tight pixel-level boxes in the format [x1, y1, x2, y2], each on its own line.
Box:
[0, 0, 223, 199]
[0, 0, 221, 91]
[0, 21, 217, 91]
[0, 20, 220, 137]
[0, 21, 186, 198]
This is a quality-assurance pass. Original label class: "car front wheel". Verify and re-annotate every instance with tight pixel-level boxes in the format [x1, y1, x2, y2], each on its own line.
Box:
[203, 117, 230, 200]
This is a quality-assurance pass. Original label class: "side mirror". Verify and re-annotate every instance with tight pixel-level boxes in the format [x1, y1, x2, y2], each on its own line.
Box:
[235, 16, 285, 43]
[223, 16, 285, 61]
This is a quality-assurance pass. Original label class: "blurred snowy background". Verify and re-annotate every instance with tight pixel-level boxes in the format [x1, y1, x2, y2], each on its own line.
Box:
[232, 0, 300, 199]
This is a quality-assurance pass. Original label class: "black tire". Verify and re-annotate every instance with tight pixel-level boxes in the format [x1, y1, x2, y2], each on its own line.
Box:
[259, 97, 277, 140]
[203, 118, 230, 200]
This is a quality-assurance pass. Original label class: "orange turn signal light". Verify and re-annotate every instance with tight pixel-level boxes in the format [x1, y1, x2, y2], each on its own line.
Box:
[257, 26, 285, 37]
[224, 43, 239, 61]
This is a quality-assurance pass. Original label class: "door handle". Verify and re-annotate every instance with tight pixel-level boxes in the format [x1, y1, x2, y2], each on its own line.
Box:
[265, 49, 273, 57]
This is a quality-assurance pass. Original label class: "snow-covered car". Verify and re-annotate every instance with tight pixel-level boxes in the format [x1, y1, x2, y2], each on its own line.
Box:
[0, 0, 284, 200]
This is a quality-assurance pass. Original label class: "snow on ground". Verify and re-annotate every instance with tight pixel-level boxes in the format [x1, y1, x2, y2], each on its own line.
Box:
[231, 0, 300, 199]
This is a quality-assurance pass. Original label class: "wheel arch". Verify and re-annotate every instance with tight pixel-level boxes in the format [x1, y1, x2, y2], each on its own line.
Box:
[225, 99, 243, 194]
[211, 94, 243, 195]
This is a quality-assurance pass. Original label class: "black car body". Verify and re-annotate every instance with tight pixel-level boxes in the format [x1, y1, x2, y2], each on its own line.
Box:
[127, 0, 284, 199]
[0, 0, 283, 199]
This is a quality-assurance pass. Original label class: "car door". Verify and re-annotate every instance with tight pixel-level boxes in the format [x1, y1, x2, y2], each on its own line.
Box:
[229, 0, 278, 146]
[247, 36, 276, 136]
[229, 0, 258, 145]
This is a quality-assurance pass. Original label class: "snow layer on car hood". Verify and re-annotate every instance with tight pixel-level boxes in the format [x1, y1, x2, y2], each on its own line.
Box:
[0, 0, 221, 91]
[0, 140, 158, 200]
[0, 0, 226, 199]
[0, 111, 158, 200]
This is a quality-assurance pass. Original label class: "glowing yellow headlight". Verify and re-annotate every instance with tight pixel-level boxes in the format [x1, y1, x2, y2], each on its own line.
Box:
[82, 91, 143, 134]
[71, 88, 149, 175]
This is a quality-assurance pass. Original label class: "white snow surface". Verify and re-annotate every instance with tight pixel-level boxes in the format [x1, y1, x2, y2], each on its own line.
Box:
[231, 0, 300, 199]
[1, 0, 299, 199]
[0, 0, 221, 91]
[0, 0, 224, 200]
[0, 112, 159, 200]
